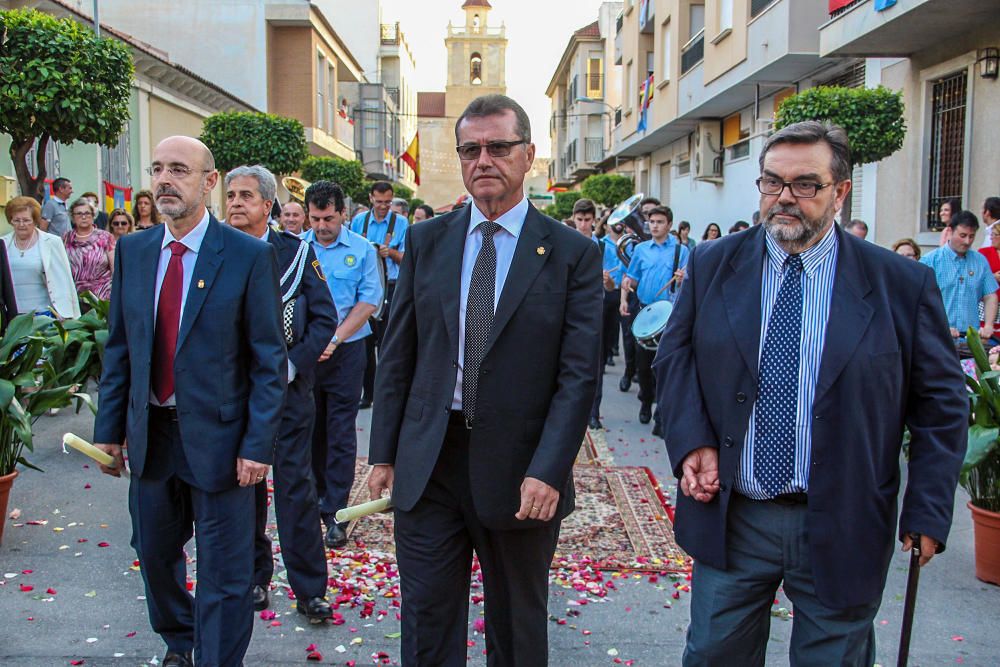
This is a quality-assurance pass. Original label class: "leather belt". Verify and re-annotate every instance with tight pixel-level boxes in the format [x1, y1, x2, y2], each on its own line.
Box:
[448, 409, 472, 430]
[149, 404, 179, 422]
[768, 492, 808, 505]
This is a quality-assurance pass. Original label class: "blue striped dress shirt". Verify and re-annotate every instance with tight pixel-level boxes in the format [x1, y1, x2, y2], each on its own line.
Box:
[735, 224, 839, 499]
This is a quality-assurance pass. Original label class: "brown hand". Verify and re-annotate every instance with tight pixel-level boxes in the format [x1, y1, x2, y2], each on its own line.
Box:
[94, 443, 125, 477]
[902, 533, 939, 567]
[236, 458, 270, 487]
[515, 477, 560, 522]
[368, 464, 395, 502]
[680, 447, 720, 503]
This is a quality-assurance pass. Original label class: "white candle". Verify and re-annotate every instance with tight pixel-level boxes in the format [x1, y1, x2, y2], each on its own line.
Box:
[63, 433, 130, 478]
[335, 496, 392, 524]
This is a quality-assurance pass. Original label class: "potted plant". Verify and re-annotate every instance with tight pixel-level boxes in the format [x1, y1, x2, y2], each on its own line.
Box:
[1, 303, 106, 545]
[960, 330, 1000, 584]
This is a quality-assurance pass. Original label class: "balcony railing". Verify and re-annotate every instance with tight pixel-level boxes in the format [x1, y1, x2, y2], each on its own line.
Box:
[335, 116, 354, 151]
[681, 30, 705, 75]
[380, 22, 401, 45]
[585, 138, 604, 164]
[750, 0, 777, 19]
[828, 0, 866, 17]
[385, 87, 400, 107]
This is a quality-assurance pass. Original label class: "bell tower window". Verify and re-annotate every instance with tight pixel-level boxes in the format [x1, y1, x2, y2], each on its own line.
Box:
[470, 53, 483, 85]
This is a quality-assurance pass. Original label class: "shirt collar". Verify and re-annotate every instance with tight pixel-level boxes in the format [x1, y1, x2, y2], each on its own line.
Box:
[303, 223, 352, 249]
[257, 226, 270, 241]
[162, 209, 210, 253]
[467, 196, 528, 239]
[944, 244, 969, 260]
[764, 221, 838, 278]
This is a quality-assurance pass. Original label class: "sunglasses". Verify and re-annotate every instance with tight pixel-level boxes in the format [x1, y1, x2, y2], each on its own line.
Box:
[455, 140, 527, 161]
[112, 220, 130, 227]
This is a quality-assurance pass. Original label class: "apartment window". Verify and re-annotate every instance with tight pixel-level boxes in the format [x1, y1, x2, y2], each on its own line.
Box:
[662, 22, 671, 81]
[470, 53, 483, 85]
[101, 127, 131, 190]
[750, 0, 776, 19]
[689, 4, 705, 38]
[362, 101, 379, 148]
[626, 62, 634, 110]
[681, 4, 706, 75]
[587, 57, 603, 98]
[772, 87, 796, 118]
[927, 70, 968, 231]
[646, 51, 655, 78]
[723, 111, 750, 160]
[719, 0, 733, 32]
[316, 53, 326, 130]
[327, 63, 336, 133]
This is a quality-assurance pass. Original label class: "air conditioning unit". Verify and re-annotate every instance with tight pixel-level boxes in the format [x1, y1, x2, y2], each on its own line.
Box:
[693, 121, 723, 183]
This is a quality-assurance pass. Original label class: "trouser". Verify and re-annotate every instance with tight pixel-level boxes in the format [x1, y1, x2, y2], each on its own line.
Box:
[621, 291, 640, 378]
[394, 415, 560, 666]
[362, 280, 396, 402]
[591, 289, 621, 420]
[635, 301, 661, 425]
[684, 493, 880, 666]
[130, 407, 254, 667]
[253, 374, 327, 599]
[312, 339, 367, 521]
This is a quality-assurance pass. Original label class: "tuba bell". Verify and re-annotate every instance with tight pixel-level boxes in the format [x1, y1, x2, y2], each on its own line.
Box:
[282, 176, 311, 204]
[607, 193, 650, 268]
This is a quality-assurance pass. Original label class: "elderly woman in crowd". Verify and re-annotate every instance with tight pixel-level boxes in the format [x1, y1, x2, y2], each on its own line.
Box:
[1, 197, 80, 318]
[133, 189, 160, 230]
[891, 238, 921, 260]
[107, 208, 134, 240]
[64, 198, 115, 301]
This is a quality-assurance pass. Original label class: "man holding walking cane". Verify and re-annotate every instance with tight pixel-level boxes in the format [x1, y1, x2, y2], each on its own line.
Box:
[654, 121, 967, 665]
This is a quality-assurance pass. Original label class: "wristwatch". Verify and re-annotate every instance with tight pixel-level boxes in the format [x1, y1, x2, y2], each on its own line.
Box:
[331, 334, 341, 347]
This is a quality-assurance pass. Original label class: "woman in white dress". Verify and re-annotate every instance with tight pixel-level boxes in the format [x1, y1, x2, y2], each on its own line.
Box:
[2, 196, 80, 319]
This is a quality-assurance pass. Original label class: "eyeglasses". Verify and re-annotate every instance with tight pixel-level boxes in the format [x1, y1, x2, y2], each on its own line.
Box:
[455, 140, 527, 161]
[72, 210, 94, 217]
[145, 164, 212, 179]
[111, 220, 130, 227]
[756, 176, 832, 199]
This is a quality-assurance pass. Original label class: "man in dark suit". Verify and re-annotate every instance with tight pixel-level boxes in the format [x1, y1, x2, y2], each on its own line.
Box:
[224, 164, 338, 622]
[94, 137, 287, 667]
[655, 121, 967, 665]
[368, 94, 603, 666]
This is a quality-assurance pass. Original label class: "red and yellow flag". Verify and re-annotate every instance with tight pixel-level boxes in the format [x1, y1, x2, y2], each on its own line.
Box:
[400, 132, 420, 186]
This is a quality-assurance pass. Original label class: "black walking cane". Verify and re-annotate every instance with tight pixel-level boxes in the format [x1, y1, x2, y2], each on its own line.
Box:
[897, 533, 922, 667]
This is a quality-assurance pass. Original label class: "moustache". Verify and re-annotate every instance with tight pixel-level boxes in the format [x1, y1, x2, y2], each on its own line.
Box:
[156, 188, 183, 199]
[766, 204, 804, 223]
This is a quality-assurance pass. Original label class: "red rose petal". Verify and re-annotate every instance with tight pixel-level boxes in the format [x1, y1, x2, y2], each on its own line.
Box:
[306, 650, 322, 661]
[46, 588, 57, 595]
[19, 584, 34, 592]
[97, 542, 110, 548]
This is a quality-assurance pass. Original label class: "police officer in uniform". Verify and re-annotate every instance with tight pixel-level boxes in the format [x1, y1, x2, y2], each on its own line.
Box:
[304, 181, 383, 549]
[620, 205, 688, 437]
[223, 165, 338, 623]
[350, 181, 407, 409]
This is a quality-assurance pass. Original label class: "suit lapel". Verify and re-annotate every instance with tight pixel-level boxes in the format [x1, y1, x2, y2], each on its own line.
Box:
[721, 226, 766, 382]
[814, 228, 874, 403]
[487, 205, 551, 353]
[176, 216, 224, 352]
[440, 208, 472, 354]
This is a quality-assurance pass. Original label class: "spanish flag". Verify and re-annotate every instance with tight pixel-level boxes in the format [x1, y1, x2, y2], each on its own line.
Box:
[546, 178, 567, 193]
[400, 132, 420, 186]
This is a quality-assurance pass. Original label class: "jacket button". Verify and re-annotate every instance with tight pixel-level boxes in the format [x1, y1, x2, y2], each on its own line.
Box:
[452, 360, 458, 368]
[814, 414, 822, 420]
[724, 436, 734, 447]
[719, 483, 728, 492]
[736, 392, 747, 403]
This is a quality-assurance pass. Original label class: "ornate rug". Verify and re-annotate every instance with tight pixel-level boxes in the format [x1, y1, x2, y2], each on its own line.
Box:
[346, 456, 690, 573]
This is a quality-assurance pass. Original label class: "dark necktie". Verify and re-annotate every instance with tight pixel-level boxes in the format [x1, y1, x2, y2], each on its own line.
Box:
[753, 253, 804, 497]
[152, 241, 187, 403]
[462, 220, 501, 423]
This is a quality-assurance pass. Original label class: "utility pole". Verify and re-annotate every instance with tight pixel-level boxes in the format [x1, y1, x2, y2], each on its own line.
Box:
[93, 0, 100, 37]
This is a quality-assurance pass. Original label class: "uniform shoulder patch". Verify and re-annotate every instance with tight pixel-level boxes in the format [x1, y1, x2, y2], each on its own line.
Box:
[312, 259, 326, 281]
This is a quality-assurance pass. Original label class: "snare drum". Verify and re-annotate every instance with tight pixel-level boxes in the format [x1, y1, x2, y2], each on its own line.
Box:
[631, 301, 674, 351]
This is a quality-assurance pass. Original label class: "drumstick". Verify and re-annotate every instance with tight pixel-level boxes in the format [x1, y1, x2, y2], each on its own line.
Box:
[63, 433, 130, 478]
[335, 496, 392, 523]
[652, 275, 679, 300]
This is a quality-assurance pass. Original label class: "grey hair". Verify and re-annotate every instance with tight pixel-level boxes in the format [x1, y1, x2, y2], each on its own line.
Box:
[391, 197, 409, 213]
[225, 164, 277, 202]
[759, 120, 852, 183]
[455, 94, 531, 143]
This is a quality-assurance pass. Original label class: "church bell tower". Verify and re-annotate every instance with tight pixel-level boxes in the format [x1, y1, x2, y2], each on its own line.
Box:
[444, 0, 508, 118]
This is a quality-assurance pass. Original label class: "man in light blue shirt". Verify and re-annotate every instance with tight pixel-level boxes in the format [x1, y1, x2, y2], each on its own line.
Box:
[41, 177, 73, 236]
[302, 180, 383, 549]
[921, 210, 998, 342]
[350, 180, 407, 408]
[621, 205, 689, 436]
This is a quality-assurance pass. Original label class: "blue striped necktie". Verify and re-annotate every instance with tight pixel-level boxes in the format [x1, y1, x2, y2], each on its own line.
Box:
[753, 253, 803, 497]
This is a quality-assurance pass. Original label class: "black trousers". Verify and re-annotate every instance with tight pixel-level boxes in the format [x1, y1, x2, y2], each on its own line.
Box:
[635, 302, 661, 426]
[253, 374, 327, 599]
[394, 418, 560, 666]
[130, 407, 254, 667]
[362, 280, 396, 402]
[620, 291, 640, 377]
[591, 289, 621, 420]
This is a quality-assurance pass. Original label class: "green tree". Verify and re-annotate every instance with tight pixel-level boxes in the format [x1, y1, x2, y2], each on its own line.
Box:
[300, 155, 370, 203]
[392, 182, 414, 202]
[543, 191, 582, 220]
[775, 85, 906, 221]
[200, 112, 307, 176]
[580, 173, 634, 208]
[0, 9, 134, 199]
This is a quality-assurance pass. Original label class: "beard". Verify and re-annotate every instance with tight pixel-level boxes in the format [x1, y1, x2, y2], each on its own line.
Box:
[156, 183, 202, 220]
[762, 200, 835, 251]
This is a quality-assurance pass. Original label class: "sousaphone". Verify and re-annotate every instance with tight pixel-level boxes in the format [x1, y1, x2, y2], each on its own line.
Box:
[282, 176, 310, 204]
[608, 193, 650, 268]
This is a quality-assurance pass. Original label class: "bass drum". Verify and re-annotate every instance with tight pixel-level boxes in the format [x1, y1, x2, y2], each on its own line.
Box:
[631, 301, 674, 352]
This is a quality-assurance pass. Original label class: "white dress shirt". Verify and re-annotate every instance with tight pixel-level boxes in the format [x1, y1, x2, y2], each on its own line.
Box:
[151, 210, 210, 405]
[452, 196, 529, 410]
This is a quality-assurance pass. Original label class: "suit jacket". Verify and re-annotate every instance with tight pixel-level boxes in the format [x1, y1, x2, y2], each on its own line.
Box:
[94, 216, 288, 492]
[266, 228, 338, 383]
[370, 203, 603, 530]
[654, 223, 967, 608]
[2, 230, 81, 319]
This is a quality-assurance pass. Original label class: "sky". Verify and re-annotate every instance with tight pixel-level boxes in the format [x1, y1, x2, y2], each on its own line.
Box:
[382, 0, 611, 158]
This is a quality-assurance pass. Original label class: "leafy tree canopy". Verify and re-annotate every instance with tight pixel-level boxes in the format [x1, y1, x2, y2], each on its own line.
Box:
[200, 112, 307, 175]
[542, 191, 582, 220]
[299, 155, 370, 204]
[580, 173, 635, 208]
[0, 8, 134, 198]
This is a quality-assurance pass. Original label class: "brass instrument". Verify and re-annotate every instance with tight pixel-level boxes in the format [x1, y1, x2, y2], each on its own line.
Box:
[282, 176, 310, 204]
[607, 193, 650, 268]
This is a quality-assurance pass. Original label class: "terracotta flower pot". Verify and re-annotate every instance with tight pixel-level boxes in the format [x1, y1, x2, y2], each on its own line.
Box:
[968, 501, 1000, 586]
[0, 470, 19, 546]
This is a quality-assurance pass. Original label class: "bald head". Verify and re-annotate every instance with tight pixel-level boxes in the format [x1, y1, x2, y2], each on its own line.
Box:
[151, 135, 219, 231]
[155, 135, 215, 170]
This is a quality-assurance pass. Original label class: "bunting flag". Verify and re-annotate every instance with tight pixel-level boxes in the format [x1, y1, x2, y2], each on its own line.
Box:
[400, 132, 420, 186]
[636, 73, 654, 134]
[104, 181, 132, 213]
[639, 0, 651, 25]
[547, 178, 567, 193]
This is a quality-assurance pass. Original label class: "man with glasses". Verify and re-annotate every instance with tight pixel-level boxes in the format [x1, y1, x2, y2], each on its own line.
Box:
[369, 94, 602, 665]
[93, 136, 287, 667]
[655, 120, 966, 665]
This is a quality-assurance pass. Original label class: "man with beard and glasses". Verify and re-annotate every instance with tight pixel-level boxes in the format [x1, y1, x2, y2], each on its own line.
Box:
[94, 137, 287, 667]
[654, 120, 966, 665]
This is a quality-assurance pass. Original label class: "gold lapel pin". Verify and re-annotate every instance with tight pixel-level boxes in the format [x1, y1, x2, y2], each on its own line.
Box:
[197, 279, 205, 288]
[536, 246, 546, 256]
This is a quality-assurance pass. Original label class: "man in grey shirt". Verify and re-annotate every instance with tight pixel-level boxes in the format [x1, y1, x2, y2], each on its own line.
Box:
[41, 177, 73, 237]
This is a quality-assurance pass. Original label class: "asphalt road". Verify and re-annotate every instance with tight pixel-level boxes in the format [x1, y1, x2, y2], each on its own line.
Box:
[0, 365, 997, 666]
